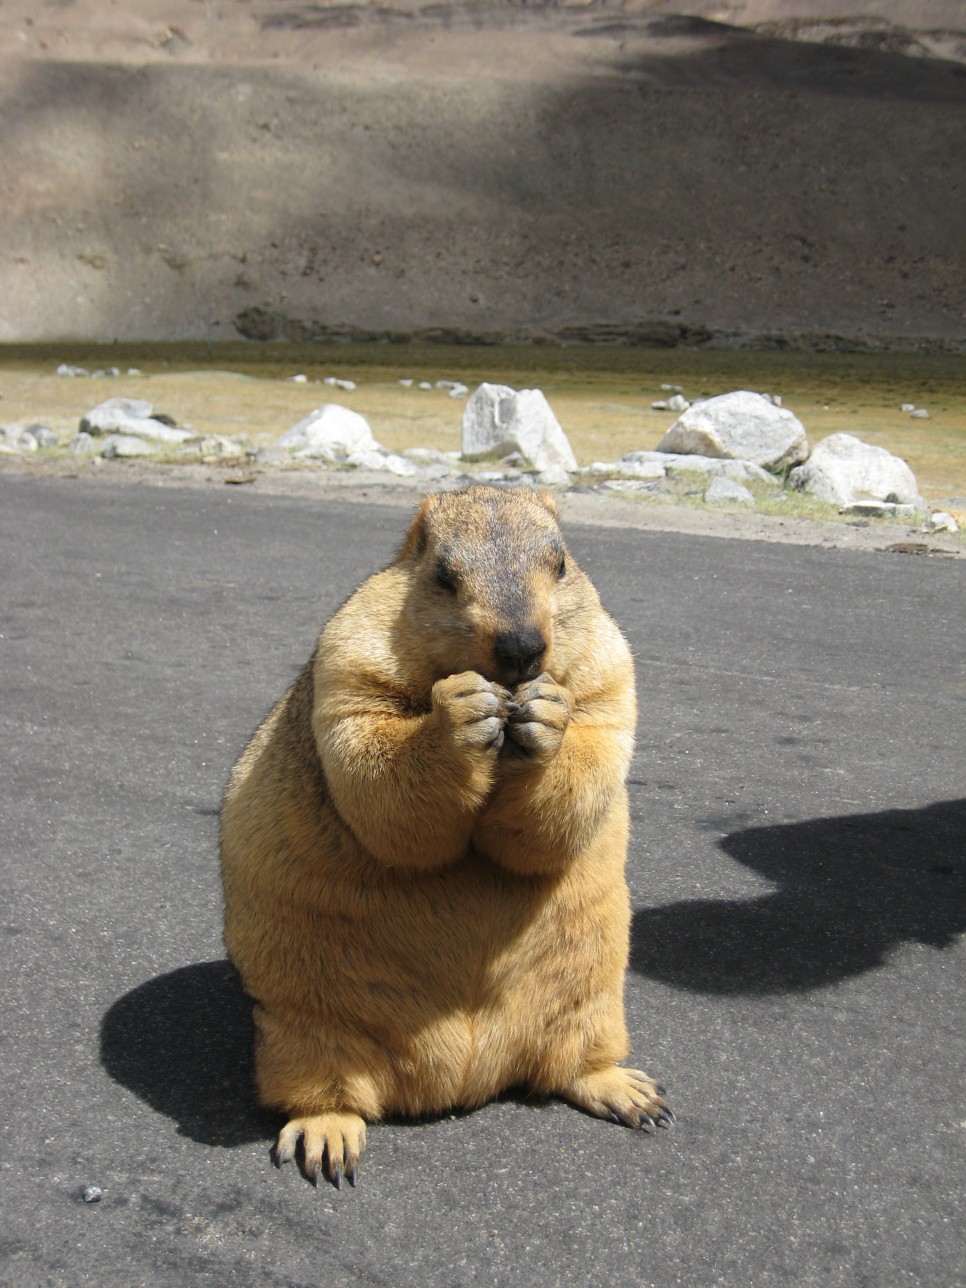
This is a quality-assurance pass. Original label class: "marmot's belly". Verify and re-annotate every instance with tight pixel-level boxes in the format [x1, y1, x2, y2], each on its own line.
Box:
[333, 912, 609, 1115]
[238, 843, 626, 1116]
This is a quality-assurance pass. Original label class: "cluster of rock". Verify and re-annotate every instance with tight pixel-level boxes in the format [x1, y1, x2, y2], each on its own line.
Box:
[247, 382, 946, 527]
[0, 422, 60, 453]
[398, 378, 469, 399]
[56, 364, 142, 379]
[255, 404, 422, 477]
[1, 378, 957, 533]
[49, 397, 244, 460]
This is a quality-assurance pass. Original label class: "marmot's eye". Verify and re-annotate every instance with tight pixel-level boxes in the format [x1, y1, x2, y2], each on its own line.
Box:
[557, 555, 567, 580]
[435, 561, 458, 593]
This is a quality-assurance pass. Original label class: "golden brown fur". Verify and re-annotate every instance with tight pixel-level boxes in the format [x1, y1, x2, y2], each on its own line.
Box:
[220, 486, 670, 1187]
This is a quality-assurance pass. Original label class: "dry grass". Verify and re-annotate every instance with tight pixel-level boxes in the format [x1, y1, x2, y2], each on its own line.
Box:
[2, 343, 965, 508]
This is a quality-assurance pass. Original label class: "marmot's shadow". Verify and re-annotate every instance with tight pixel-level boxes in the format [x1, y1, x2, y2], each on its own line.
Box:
[631, 798, 966, 994]
[102, 802, 964, 1138]
[100, 959, 279, 1146]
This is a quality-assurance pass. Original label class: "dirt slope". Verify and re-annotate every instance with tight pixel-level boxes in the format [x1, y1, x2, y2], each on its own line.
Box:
[1, 1, 964, 348]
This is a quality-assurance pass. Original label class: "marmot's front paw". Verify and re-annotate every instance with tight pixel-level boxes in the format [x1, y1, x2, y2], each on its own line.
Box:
[504, 672, 572, 764]
[432, 671, 515, 755]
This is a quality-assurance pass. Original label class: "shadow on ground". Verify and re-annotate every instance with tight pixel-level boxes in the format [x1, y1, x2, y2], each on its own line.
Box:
[101, 801, 964, 1142]
[100, 958, 279, 1147]
[631, 799, 966, 994]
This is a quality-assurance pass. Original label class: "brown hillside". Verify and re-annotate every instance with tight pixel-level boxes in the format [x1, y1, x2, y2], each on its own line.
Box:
[1, 1, 963, 348]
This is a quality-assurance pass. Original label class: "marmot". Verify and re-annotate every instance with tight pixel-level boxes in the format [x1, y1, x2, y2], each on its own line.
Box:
[220, 485, 670, 1188]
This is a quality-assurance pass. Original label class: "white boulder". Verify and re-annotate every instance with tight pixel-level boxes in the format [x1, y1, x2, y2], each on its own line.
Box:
[79, 398, 191, 444]
[462, 383, 577, 473]
[789, 433, 925, 510]
[656, 390, 808, 471]
[279, 405, 379, 461]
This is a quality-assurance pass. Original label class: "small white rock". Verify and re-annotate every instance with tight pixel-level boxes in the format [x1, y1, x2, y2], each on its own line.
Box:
[345, 448, 392, 471]
[402, 448, 454, 466]
[617, 456, 667, 481]
[927, 511, 958, 533]
[596, 478, 663, 495]
[27, 425, 60, 449]
[100, 433, 160, 458]
[180, 434, 245, 457]
[705, 476, 755, 506]
[535, 465, 572, 489]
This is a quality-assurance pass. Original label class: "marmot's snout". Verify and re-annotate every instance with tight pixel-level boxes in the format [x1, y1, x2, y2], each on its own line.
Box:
[493, 626, 546, 685]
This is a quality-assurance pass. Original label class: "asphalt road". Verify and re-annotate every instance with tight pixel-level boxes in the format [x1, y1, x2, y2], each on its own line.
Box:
[2, 475, 964, 1288]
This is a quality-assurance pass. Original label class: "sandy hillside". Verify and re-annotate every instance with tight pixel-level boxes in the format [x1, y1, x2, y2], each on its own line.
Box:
[1, 0, 964, 348]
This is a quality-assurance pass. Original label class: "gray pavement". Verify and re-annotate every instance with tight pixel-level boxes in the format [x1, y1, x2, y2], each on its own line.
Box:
[2, 474, 964, 1287]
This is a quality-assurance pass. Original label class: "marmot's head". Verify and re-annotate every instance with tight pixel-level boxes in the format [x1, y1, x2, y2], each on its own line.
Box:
[398, 486, 594, 688]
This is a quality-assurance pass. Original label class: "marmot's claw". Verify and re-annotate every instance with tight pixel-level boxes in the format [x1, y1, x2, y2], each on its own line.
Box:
[275, 1113, 366, 1189]
[561, 1065, 671, 1133]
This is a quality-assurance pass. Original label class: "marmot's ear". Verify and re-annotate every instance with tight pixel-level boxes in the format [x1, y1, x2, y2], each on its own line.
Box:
[536, 491, 559, 519]
[398, 493, 440, 560]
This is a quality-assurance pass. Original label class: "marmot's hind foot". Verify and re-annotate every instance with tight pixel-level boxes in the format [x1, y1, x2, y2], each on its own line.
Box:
[560, 1066, 673, 1131]
[275, 1113, 367, 1189]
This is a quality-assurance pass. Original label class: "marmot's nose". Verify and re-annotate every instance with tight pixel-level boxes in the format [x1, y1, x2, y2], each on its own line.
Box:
[493, 628, 546, 683]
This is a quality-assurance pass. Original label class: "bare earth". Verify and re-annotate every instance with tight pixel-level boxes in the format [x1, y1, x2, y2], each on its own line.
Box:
[1, 0, 964, 349]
